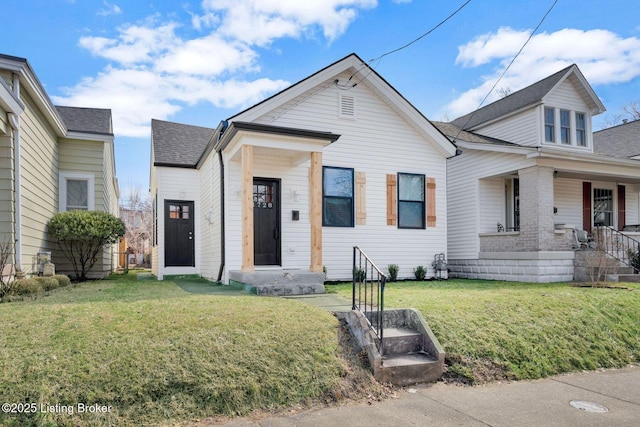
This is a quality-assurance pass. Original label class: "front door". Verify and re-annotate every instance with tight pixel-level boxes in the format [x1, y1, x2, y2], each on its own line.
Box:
[164, 200, 195, 267]
[253, 178, 281, 265]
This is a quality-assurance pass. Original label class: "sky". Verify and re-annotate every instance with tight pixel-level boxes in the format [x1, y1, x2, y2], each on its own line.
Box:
[3, 0, 640, 197]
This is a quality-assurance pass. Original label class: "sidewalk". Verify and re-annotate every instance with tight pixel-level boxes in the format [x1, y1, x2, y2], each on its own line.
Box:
[219, 366, 640, 426]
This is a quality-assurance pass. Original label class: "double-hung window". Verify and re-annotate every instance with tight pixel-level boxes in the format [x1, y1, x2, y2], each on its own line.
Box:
[560, 110, 571, 144]
[323, 166, 354, 227]
[59, 172, 95, 211]
[544, 107, 555, 143]
[398, 173, 425, 229]
[576, 112, 586, 146]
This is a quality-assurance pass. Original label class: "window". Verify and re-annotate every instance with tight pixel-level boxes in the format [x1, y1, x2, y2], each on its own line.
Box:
[560, 110, 571, 144]
[544, 107, 555, 142]
[398, 173, 425, 229]
[576, 112, 586, 146]
[59, 172, 94, 211]
[593, 188, 613, 226]
[169, 204, 190, 219]
[323, 166, 354, 227]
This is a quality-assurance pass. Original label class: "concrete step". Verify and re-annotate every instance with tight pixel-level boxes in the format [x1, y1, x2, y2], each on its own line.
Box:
[617, 274, 640, 283]
[379, 352, 441, 386]
[382, 327, 423, 355]
[229, 270, 325, 296]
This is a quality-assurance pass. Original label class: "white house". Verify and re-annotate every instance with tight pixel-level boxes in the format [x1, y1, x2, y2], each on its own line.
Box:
[150, 53, 456, 291]
[438, 64, 640, 282]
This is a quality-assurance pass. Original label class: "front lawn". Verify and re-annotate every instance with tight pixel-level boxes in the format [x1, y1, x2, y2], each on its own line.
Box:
[0, 273, 381, 427]
[332, 280, 640, 383]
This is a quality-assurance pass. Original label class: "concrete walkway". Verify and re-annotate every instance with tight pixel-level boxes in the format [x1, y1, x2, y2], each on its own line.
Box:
[284, 292, 353, 313]
[219, 366, 640, 426]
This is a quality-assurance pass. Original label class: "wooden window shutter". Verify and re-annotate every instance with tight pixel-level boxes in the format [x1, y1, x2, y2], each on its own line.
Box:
[618, 185, 626, 230]
[355, 171, 366, 225]
[386, 174, 397, 226]
[426, 177, 436, 227]
[582, 182, 592, 232]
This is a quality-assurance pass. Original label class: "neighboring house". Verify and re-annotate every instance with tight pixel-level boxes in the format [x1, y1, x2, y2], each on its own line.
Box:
[0, 53, 119, 279]
[437, 64, 640, 282]
[150, 53, 456, 287]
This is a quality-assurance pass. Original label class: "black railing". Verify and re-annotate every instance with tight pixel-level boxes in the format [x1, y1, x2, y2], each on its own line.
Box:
[593, 226, 640, 273]
[352, 246, 387, 352]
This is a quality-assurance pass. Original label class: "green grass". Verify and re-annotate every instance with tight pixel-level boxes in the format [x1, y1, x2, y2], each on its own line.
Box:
[330, 280, 640, 383]
[0, 273, 351, 426]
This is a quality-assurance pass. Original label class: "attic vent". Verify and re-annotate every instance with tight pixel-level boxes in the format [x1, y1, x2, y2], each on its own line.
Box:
[339, 94, 356, 118]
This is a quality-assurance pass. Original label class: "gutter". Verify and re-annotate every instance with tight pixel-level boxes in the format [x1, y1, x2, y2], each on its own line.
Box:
[9, 74, 23, 277]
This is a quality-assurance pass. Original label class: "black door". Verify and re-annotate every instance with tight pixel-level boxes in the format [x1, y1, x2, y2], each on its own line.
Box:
[253, 179, 281, 265]
[164, 200, 195, 267]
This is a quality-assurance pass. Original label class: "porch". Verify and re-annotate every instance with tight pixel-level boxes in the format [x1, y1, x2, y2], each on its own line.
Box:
[450, 163, 640, 283]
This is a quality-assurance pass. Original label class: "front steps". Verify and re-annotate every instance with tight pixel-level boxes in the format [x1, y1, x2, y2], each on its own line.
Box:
[345, 308, 445, 386]
[574, 251, 640, 282]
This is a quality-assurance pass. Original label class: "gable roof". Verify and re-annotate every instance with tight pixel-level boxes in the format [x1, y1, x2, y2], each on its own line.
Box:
[151, 119, 215, 167]
[451, 64, 605, 130]
[230, 53, 457, 157]
[593, 119, 640, 158]
[56, 106, 113, 135]
[432, 121, 518, 147]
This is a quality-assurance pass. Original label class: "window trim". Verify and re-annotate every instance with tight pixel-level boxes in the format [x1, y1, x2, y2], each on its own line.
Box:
[322, 166, 354, 227]
[397, 172, 426, 229]
[59, 171, 95, 211]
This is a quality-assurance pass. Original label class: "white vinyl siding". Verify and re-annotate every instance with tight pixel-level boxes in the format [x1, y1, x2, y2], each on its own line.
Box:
[197, 152, 222, 281]
[478, 178, 504, 234]
[154, 167, 201, 280]
[553, 178, 583, 229]
[0, 134, 13, 238]
[473, 108, 540, 146]
[543, 77, 593, 150]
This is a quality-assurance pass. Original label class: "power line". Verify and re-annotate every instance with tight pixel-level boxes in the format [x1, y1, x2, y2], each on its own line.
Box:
[453, 0, 559, 139]
[335, 0, 473, 90]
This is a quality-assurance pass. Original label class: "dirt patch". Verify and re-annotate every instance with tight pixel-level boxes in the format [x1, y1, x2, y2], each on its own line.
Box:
[441, 354, 517, 386]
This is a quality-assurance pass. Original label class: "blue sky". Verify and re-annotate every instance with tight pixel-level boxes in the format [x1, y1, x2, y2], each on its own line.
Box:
[3, 1, 640, 195]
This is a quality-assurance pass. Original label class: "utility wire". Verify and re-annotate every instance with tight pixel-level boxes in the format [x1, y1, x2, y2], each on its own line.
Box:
[335, 0, 473, 90]
[453, 0, 559, 140]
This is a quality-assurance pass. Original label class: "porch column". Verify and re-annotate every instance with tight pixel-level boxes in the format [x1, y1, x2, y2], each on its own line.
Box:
[518, 166, 556, 251]
[241, 145, 255, 272]
[309, 151, 323, 272]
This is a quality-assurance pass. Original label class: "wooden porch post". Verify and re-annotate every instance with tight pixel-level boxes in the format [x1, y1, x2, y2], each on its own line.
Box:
[309, 151, 323, 272]
[241, 145, 255, 272]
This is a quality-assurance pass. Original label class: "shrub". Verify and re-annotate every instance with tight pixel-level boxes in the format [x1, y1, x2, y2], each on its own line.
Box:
[414, 265, 426, 280]
[34, 277, 59, 291]
[353, 267, 366, 282]
[53, 274, 72, 288]
[49, 210, 125, 281]
[387, 264, 399, 282]
[9, 278, 43, 296]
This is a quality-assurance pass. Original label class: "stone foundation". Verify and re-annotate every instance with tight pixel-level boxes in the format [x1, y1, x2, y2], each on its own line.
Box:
[448, 251, 575, 283]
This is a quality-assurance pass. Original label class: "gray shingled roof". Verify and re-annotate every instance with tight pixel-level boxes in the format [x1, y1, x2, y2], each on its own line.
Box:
[56, 106, 113, 135]
[432, 121, 518, 147]
[152, 119, 215, 167]
[451, 65, 575, 130]
[593, 119, 640, 158]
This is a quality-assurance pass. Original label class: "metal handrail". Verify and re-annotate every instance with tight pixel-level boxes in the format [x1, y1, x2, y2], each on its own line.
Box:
[593, 226, 640, 273]
[352, 246, 387, 354]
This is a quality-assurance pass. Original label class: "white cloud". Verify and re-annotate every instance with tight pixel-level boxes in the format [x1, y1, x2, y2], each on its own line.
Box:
[445, 27, 640, 118]
[55, 1, 376, 137]
[200, 0, 377, 45]
[98, 1, 122, 17]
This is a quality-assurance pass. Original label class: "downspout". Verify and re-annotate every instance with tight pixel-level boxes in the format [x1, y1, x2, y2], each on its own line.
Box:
[216, 120, 229, 284]
[9, 73, 23, 278]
